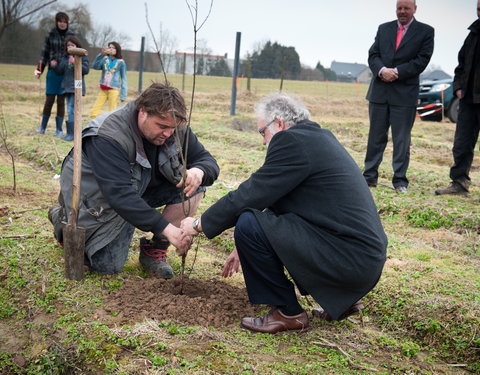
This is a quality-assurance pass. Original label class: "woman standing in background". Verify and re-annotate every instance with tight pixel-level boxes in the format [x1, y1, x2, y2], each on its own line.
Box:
[90, 41, 127, 118]
[34, 11, 74, 136]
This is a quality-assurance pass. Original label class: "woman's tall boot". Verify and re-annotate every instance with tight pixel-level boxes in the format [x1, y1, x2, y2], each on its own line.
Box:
[37, 114, 50, 134]
[62, 121, 74, 141]
[55, 116, 64, 137]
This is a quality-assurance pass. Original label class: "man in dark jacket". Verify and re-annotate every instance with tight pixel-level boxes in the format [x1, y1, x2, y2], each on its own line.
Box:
[364, 0, 434, 193]
[435, 1, 480, 196]
[180, 93, 388, 333]
[48, 83, 220, 278]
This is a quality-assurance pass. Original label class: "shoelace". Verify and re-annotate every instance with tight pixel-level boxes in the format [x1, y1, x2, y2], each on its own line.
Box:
[141, 246, 168, 263]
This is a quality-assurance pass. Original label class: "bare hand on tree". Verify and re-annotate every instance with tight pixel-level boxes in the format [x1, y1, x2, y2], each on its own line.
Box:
[176, 167, 204, 197]
[162, 223, 193, 255]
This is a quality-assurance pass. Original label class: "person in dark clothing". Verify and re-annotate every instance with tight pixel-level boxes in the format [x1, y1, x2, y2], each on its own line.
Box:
[34, 11, 74, 137]
[435, 1, 480, 196]
[54, 36, 89, 141]
[363, 0, 434, 193]
[48, 83, 220, 278]
[180, 92, 388, 334]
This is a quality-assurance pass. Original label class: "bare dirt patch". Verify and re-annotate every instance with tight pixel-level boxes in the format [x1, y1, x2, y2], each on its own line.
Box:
[103, 276, 264, 328]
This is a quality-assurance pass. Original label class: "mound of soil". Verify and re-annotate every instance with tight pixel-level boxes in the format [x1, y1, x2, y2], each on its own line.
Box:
[103, 276, 264, 328]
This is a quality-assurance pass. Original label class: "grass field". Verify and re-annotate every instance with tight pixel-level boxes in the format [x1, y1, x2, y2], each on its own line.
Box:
[0, 63, 479, 374]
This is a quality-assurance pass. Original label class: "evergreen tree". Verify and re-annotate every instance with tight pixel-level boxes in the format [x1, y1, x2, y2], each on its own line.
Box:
[250, 41, 301, 79]
[207, 58, 231, 77]
[316, 61, 337, 81]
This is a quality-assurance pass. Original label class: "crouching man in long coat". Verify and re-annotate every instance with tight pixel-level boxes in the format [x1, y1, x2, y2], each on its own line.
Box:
[181, 92, 388, 334]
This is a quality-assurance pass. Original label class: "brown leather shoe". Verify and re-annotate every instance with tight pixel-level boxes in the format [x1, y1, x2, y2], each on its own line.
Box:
[241, 307, 309, 333]
[312, 300, 364, 321]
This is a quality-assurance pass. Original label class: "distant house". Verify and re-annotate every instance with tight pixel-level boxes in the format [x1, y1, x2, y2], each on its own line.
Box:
[330, 61, 371, 83]
[420, 69, 452, 82]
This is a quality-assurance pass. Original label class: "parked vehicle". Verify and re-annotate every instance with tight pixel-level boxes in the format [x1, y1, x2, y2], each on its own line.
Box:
[417, 78, 459, 122]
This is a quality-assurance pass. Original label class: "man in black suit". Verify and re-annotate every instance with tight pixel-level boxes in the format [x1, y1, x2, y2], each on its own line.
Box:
[364, 0, 434, 193]
[180, 93, 388, 334]
[435, 0, 480, 196]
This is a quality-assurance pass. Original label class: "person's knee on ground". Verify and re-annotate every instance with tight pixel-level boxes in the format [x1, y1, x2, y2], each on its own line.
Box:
[88, 250, 124, 274]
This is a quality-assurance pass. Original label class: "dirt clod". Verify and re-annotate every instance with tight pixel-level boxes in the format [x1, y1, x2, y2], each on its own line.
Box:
[103, 276, 263, 328]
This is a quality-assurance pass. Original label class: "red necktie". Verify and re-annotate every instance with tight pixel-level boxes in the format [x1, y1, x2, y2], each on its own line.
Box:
[395, 25, 405, 50]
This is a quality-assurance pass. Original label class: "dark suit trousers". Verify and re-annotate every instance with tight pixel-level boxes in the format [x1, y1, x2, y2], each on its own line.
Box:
[450, 101, 480, 183]
[364, 102, 416, 187]
[233, 211, 303, 313]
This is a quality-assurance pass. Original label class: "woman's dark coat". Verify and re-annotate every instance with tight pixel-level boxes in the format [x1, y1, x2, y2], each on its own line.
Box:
[201, 120, 388, 319]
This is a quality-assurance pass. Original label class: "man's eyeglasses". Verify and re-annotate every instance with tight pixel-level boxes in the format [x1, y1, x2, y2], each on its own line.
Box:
[258, 119, 275, 137]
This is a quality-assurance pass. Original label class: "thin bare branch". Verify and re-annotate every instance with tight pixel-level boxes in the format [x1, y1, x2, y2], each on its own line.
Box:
[13, 206, 49, 214]
[185, 0, 214, 32]
[313, 339, 379, 372]
[1, 234, 35, 239]
[196, 0, 213, 31]
[0, 104, 16, 193]
[144, 2, 168, 83]
[4, 0, 57, 27]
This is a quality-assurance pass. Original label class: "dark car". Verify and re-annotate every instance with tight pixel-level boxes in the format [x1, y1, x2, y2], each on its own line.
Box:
[417, 78, 459, 122]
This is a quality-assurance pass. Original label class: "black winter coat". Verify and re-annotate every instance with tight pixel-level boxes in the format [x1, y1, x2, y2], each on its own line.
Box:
[37, 27, 75, 72]
[453, 19, 480, 103]
[201, 121, 388, 319]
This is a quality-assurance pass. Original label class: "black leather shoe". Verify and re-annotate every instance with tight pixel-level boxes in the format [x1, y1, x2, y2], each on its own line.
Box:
[241, 307, 309, 333]
[312, 300, 364, 321]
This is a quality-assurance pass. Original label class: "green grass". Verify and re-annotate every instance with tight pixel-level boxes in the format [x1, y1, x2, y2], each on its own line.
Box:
[0, 64, 479, 374]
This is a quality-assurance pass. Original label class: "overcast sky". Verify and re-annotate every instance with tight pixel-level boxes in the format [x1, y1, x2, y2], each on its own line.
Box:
[71, 0, 476, 76]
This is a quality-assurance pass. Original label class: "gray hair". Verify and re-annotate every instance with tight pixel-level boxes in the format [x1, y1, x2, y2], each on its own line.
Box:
[255, 92, 310, 128]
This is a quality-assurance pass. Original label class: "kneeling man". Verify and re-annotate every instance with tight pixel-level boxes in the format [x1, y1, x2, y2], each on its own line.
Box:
[49, 83, 219, 277]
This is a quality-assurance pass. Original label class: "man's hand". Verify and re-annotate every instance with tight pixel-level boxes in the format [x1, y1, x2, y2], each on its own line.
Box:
[380, 68, 398, 82]
[34, 69, 41, 79]
[50, 59, 57, 68]
[455, 89, 463, 99]
[221, 248, 240, 278]
[180, 217, 198, 237]
[162, 223, 192, 256]
[68, 55, 74, 64]
[176, 167, 204, 197]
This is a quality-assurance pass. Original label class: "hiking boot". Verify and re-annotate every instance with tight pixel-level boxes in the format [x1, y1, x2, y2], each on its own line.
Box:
[139, 237, 173, 279]
[435, 182, 469, 196]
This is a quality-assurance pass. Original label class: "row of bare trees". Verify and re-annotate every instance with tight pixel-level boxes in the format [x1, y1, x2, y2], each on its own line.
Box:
[0, 0, 148, 66]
